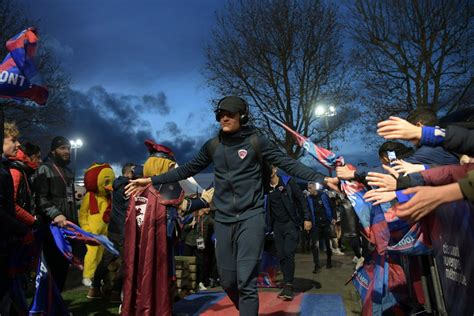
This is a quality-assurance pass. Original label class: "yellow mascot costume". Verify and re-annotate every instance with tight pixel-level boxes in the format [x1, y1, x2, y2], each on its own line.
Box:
[79, 163, 115, 286]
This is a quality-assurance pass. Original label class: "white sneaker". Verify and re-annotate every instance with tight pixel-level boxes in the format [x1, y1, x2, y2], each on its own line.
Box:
[355, 257, 365, 270]
[333, 249, 345, 255]
[352, 256, 359, 263]
[82, 278, 92, 287]
[198, 282, 207, 291]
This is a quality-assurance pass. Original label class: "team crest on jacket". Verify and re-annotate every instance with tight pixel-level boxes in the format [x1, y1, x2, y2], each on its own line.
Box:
[238, 149, 248, 159]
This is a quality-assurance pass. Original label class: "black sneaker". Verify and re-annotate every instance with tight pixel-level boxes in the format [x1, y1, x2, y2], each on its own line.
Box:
[312, 266, 320, 274]
[277, 287, 286, 299]
[326, 262, 332, 269]
[278, 284, 294, 301]
[207, 278, 216, 288]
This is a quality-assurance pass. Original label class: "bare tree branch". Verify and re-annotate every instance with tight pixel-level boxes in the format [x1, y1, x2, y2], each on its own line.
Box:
[348, 0, 473, 125]
[204, 0, 355, 158]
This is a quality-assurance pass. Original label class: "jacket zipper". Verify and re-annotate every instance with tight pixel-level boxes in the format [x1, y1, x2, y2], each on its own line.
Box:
[223, 144, 236, 214]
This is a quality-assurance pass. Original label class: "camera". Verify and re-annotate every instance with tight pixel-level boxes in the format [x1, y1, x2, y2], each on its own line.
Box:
[196, 236, 205, 250]
[387, 151, 397, 166]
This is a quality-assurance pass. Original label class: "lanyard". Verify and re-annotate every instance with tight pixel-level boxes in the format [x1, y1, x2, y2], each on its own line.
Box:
[52, 163, 69, 186]
[195, 215, 204, 236]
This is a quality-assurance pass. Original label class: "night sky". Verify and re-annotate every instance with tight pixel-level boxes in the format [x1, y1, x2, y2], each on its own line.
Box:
[21, 0, 379, 178]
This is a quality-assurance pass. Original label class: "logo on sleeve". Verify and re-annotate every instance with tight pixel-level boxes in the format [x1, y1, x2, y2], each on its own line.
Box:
[238, 149, 248, 160]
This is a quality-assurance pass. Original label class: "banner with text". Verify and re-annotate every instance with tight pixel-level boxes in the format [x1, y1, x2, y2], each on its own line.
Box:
[429, 200, 473, 315]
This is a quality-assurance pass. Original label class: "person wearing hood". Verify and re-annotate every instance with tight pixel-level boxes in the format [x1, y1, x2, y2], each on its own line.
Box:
[9, 142, 42, 228]
[4, 142, 41, 315]
[0, 122, 29, 309]
[32, 136, 77, 292]
[126, 96, 327, 316]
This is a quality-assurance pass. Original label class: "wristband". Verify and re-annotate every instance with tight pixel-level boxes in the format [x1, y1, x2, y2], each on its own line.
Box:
[395, 190, 414, 203]
[421, 126, 445, 147]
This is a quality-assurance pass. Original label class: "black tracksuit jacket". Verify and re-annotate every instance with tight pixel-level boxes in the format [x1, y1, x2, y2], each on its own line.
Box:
[152, 126, 324, 223]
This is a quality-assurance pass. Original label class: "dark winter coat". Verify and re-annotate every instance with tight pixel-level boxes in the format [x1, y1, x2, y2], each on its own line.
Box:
[151, 126, 324, 223]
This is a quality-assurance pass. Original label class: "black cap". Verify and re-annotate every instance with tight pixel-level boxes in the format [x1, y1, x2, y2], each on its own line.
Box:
[50, 136, 70, 151]
[214, 96, 247, 114]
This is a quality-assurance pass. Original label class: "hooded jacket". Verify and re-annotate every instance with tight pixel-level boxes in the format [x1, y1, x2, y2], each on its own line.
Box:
[9, 150, 38, 226]
[151, 126, 324, 223]
[0, 158, 28, 254]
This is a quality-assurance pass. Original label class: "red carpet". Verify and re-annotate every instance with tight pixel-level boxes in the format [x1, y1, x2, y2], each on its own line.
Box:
[201, 292, 303, 315]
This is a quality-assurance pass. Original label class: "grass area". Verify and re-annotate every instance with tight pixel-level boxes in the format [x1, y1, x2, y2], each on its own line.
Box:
[62, 287, 120, 316]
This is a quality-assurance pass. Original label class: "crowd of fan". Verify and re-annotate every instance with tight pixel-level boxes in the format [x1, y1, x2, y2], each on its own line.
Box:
[0, 106, 472, 313]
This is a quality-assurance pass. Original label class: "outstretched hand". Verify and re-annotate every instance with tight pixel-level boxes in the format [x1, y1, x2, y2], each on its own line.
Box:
[325, 177, 341, 193]
[377, 116, 422, 141]
[363, 190, 396, 205]
[125, 178, 152, 196]
[395, 183, 463, 222]
[366, 165, 398, 191]
[392, 160, 425, 175]
[336, 165, 355, 180]
[201, 187, 215, 204]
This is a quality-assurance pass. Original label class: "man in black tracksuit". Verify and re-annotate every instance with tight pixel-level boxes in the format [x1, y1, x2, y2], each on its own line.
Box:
[126, 96, 325, 315]
[307, 183, 335, 273]
[266, 166, 312, 300]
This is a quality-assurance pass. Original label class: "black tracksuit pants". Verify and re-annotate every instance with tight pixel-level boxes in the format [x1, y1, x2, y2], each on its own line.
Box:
[311, 224, 332, 268]
[183, 244, 205, 284]
[273, 221, 299, 285]
[214, 212, 265, 316]
[92, 232, 124, 292]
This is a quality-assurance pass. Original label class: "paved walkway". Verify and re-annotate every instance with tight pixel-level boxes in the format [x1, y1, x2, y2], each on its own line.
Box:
[282, 252, 361, 315]
[62, 251, 362, 315]
[197, 251, 362, 315]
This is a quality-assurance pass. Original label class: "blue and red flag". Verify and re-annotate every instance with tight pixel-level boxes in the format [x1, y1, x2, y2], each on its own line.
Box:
[29, 251, 70, 316]
[0, 27, 48, 105]
[352, 253, 407, 315]
[29, 223, 118, 315]
[257, 251, 279, 288]
[50, 221, 119, 269]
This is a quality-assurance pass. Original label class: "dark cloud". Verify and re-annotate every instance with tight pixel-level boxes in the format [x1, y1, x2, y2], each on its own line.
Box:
[58, 86, 208, 175]
[142, 93, 169, 115]
[154, 122, 214, 167]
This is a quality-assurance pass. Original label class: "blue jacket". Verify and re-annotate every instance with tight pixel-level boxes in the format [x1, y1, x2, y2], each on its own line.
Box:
[307, 191, 334, 224]
[405, 145, 458, 166]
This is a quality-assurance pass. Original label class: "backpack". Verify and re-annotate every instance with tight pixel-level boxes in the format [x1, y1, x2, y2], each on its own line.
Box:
[206, 133, 273, 193]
